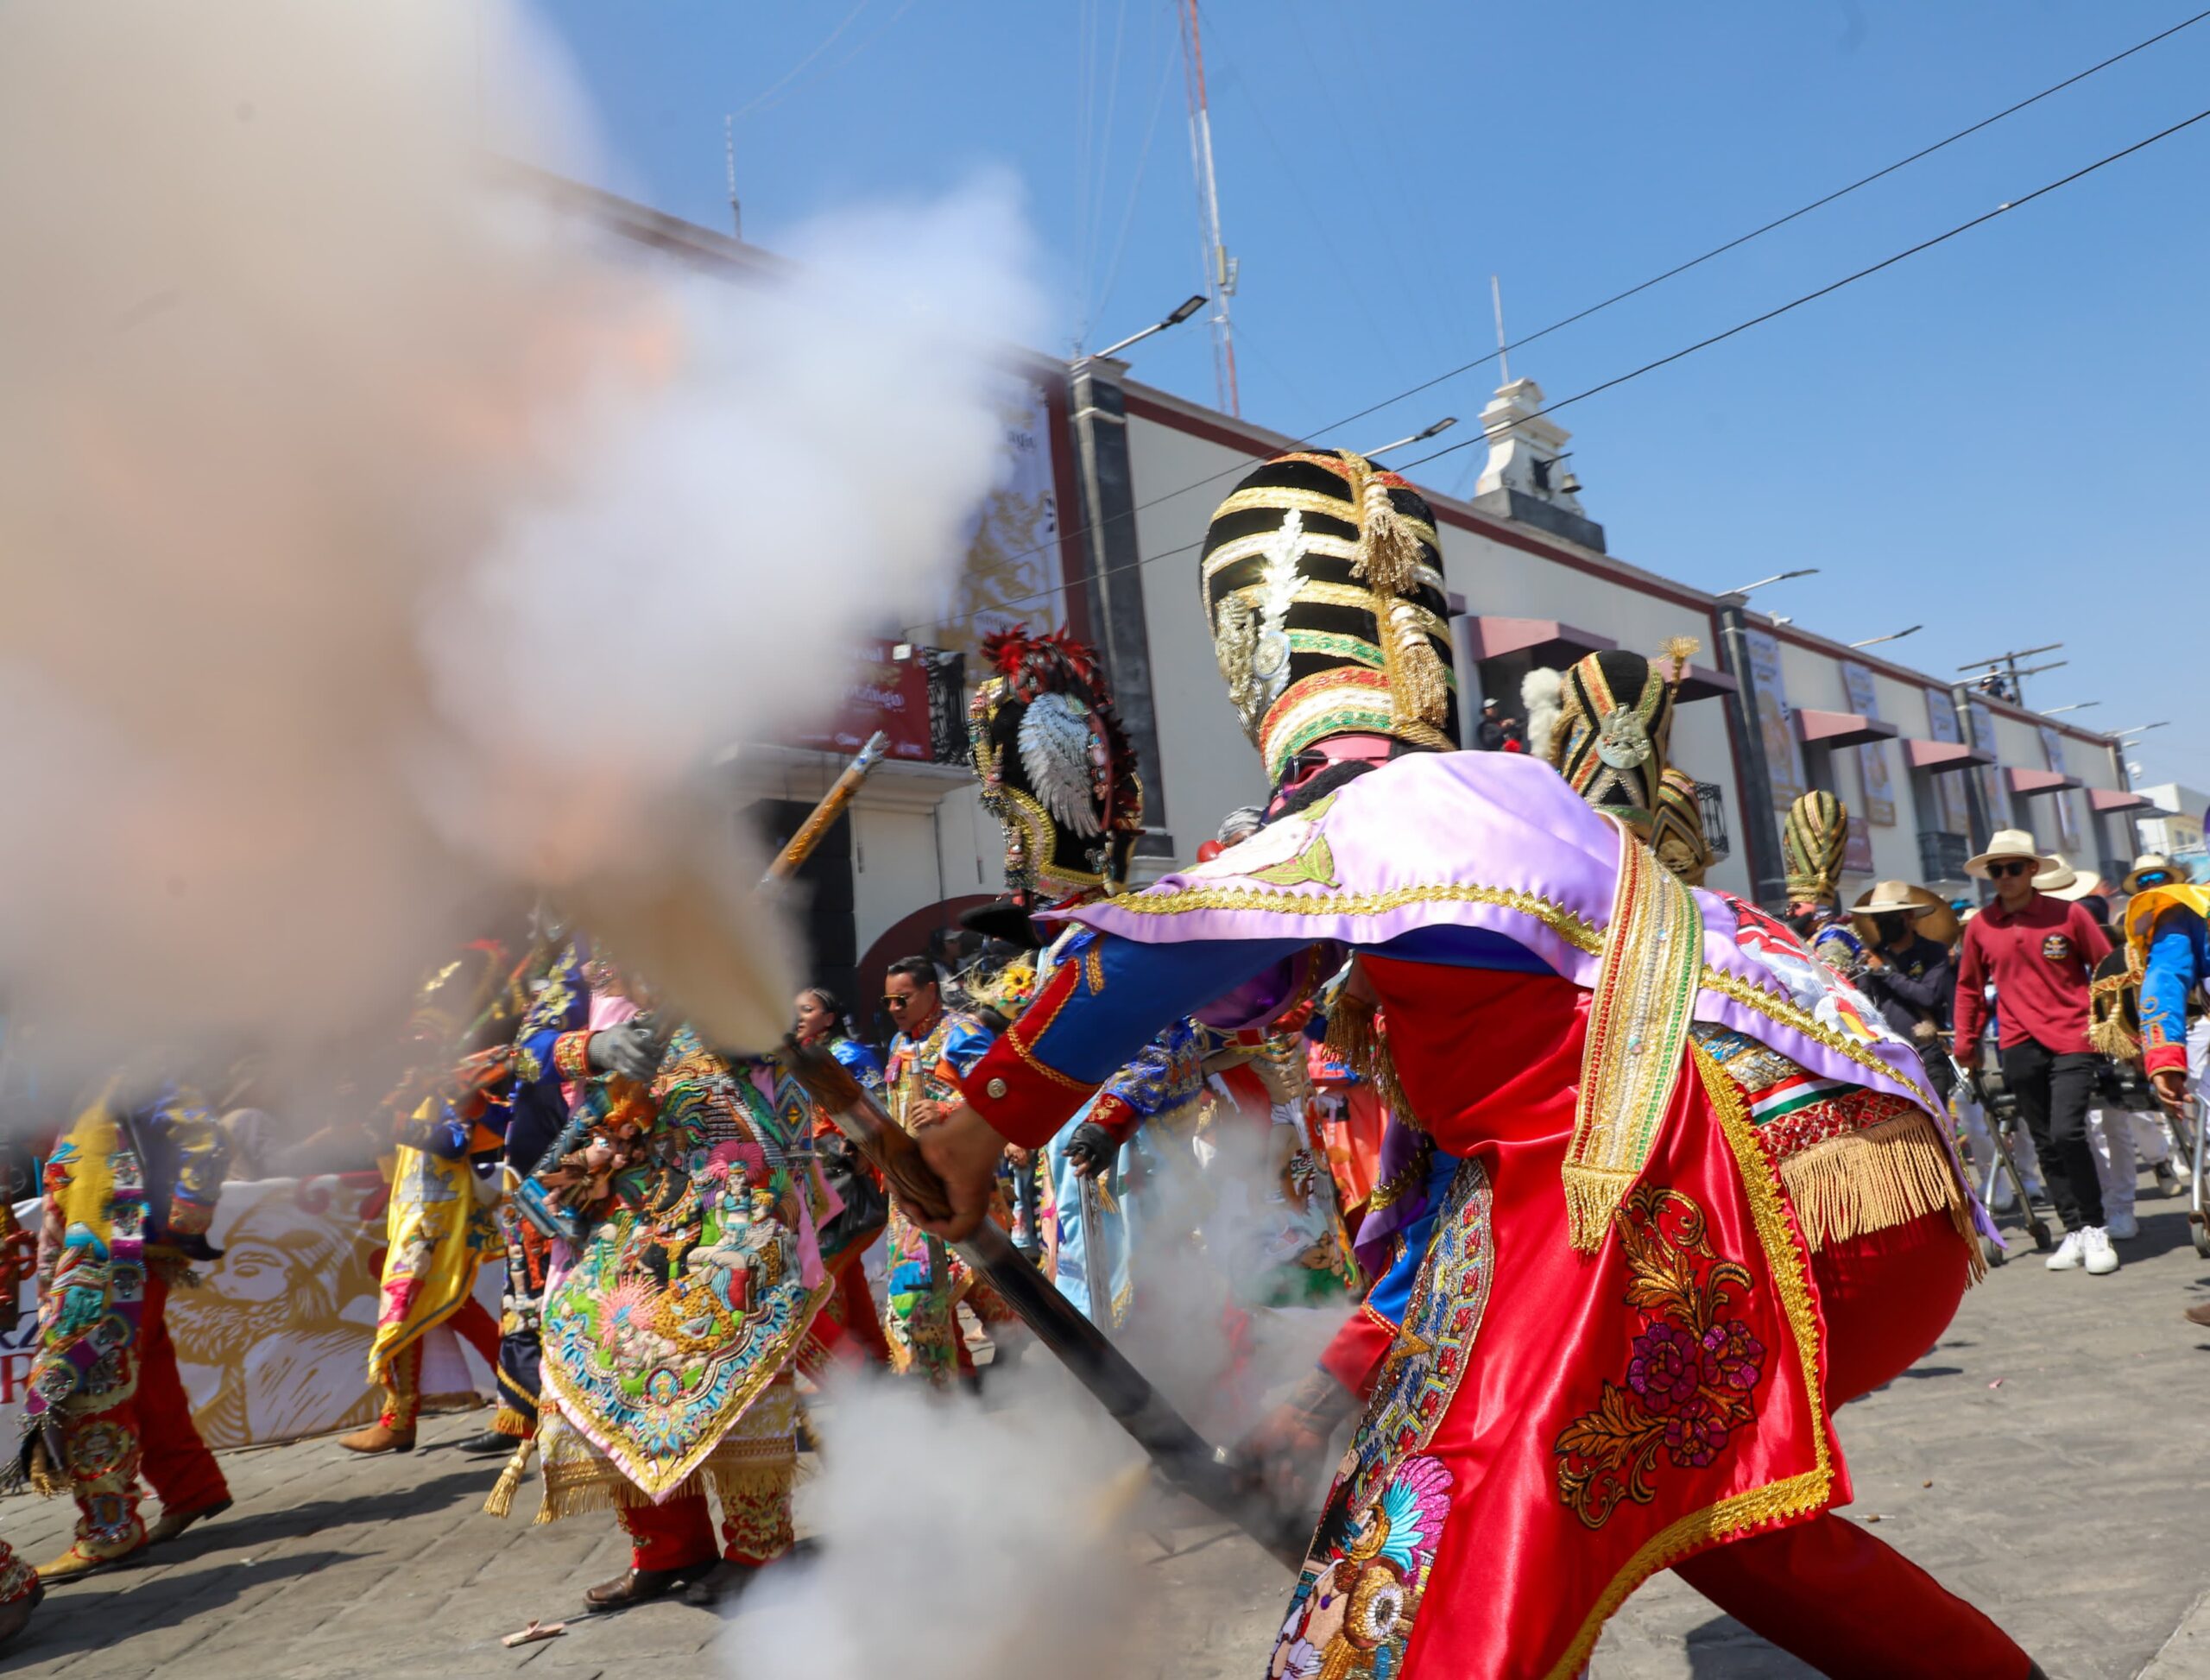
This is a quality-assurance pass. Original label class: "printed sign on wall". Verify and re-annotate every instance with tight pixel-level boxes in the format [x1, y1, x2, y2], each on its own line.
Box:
[1840, 661, 1897, 827]
[1744, 628, 1806, 812]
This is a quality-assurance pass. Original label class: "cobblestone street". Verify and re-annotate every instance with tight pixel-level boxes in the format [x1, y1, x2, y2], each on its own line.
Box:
[9, 1188, 2210, 1680]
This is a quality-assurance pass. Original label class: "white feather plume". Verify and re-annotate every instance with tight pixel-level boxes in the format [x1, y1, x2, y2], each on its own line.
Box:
[1522, 667, 1564, 762]
[1016, 691, 1102, 837]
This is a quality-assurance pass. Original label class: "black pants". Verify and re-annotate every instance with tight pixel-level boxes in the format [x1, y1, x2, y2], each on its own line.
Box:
[2000, 1039, 2104, 1232]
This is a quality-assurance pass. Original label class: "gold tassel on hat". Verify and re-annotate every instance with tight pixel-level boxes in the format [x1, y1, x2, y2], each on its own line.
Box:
[1657, 635, 1702, 683]
[1347, 454, 1423, 597]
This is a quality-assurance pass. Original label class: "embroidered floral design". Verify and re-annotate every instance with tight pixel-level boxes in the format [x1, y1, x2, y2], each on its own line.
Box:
[1553, 1184, 1765, 1529]
[1270, 1453, 1455, 1679]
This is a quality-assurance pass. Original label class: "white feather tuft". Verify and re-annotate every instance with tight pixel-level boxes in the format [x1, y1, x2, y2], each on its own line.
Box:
[1016, 692, 1102, 837]
[1521, 667, 1564, 761]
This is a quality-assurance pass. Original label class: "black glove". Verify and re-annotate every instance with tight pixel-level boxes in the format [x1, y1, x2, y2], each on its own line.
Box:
[587, 1019, 661, 1081]
[1064, 1121, 1117, 1178]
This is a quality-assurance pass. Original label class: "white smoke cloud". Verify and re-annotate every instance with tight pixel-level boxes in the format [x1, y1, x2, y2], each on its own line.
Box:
[0, 0, 1038, 1097]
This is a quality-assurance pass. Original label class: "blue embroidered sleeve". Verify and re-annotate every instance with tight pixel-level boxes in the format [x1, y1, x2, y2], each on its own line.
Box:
[830, 1036, 887, 1096]
[506, 942, 592, 1173]
[940, 1015, 997, 1077]
[1361, 1148, 1460, 1330]
[1096, 1019, 1207, 1122]
[2142, 908, 2209, 1062]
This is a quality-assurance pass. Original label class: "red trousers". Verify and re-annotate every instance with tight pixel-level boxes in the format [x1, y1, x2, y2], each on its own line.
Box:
[59, 1270, 230, 1554]
[617, 1481, 794, 1572]
[1674, 1210, 2030, 1679]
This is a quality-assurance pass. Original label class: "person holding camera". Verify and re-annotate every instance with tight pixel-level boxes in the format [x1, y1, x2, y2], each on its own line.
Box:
[1853, 880, 1959, 1100]
[1954, 831, 2115, 1273]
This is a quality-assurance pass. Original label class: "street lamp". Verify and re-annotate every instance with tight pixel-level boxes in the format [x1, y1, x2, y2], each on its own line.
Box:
[1847, 624, 1922, 649]
[1363, 416, 1458, 459]
[1089, 294, 1208, 362]
[2116, 721, 2171, 738]
[1723, 568, 1820, 597]
[2041, 701, 2100, 716]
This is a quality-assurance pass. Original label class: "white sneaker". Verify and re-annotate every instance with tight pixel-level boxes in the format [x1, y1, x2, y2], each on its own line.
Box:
[2082, 1226, 2121, 1275]
[2105, 1211, 2139, 1241]
[2045, 1230, 2085, 1270]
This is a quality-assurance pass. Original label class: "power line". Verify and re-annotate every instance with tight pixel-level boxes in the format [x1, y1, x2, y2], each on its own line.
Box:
[1388, 99, 2210, 479]
[912, 96, 2210, 633]
[922, 8, 2210, 625]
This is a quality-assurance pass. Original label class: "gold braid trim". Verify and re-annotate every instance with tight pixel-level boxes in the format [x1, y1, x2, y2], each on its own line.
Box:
[1776, 1111, 1979, 1281]
[1103, 878, 1608, 953]
[1545, 1042, 1834, 1680]
[1695, 965, 1941, 1110]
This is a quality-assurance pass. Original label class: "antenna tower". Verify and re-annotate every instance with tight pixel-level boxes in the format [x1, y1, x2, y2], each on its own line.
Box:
[1178, 0, 1239, 414]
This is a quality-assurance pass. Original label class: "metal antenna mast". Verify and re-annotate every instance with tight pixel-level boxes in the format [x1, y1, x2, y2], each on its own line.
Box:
[723, 115, 742, 241]
[1178, 0, 1239, 414]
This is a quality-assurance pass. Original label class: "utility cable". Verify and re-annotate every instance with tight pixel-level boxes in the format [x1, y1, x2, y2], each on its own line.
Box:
[922, 9, 2210, 615]
[909, 97, 2210, 632]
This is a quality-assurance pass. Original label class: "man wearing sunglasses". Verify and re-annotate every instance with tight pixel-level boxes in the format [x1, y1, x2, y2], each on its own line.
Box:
[1954, 831, 2117, 1274]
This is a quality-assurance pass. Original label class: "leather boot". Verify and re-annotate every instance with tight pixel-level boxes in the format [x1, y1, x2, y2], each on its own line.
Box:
[148, 1496, 233, 1546]
[0, 1582, 41, 1652]
[453, 1429, 515, 1456]
[581, 1563, 708, 1615]
[338, 1421, 416, 1454]
[2183, 1300, 2210, 1329]
[678, 1557, 760, 1608]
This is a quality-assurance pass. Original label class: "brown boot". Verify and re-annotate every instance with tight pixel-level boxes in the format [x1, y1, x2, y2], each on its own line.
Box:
[147, 1496, 232, 1545]
[2186, 1300, 2210, 1329]
[0, 1582, 40, 1652]
[581, 1563, 709, 1615]
[338, 1421, 416, 1454]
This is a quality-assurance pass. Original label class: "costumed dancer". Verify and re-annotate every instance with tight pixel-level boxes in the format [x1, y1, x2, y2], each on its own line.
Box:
[19, 1083, 233, 1580]
[0, 1542, 35, 1652]
[503, 1004, 832, 1614]
[1781, 790, 1865, 978]
[0, 1201, 40, 1646]
[880, 955, 999, 1383]
[959, 625, 1162, 1329]
[783, 985, 893, 1370]
[906, 449, 2036, 1679]
[344, 941, 527, 1456]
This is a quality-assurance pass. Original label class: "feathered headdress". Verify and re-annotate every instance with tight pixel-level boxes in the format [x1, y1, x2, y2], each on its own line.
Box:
[968, 626, 1144, 902]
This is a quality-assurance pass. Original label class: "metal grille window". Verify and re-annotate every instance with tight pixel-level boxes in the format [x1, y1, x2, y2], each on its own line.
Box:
[1918, 831, 1970, 883]
[1695, 782, 1730, 860]
[921, 648, 968, 765]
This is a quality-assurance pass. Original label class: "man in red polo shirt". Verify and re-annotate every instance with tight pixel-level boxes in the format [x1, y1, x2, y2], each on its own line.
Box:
[1954, 829, 2115, 1273]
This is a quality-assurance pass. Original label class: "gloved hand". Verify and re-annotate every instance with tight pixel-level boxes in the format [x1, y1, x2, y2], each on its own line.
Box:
[588, 1019, 661, 1082]
[1064, 1121, 1116, 1178]
[1228, 1367, 1356, 1514]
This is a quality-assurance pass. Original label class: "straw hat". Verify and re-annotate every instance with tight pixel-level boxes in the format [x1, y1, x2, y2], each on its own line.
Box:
[1963, 829, 2054, 880]
[2032, 853, 2103, 903]
[1851, 881, 1961, 949]
[2122, 853, 2194, 894]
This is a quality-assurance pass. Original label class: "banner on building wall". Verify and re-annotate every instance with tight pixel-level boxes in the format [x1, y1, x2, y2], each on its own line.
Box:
[1965, 697, 2007, 837]
[1844, 814, 1875, 876]
[2036, 724, 2081, 851]
[1923, 690, 1971, 837]
[1743, 628, 1806, 812]
[925, 377, 1067, 665]
[0, 1174, 500, 1451]
[792, 638, 937, 761]
[1839, 660, 1897, 827]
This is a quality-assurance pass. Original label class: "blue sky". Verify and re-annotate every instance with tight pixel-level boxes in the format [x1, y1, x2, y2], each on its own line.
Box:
[527, 0, 2207, 795]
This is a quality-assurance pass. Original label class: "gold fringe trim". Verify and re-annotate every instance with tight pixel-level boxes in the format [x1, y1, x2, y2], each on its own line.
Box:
[489, 1405, 534, 1439]
[1775, 1112, 1974, 1266]
[27, 1437, 65, 1500]
[1322, 996, 1418, 1129]
[2090, 1017, 2142, 1061]
[534, 1449, 797, 1526]
[483, 1436, 536, 1519]
[1562, 1165, 1639, 1254]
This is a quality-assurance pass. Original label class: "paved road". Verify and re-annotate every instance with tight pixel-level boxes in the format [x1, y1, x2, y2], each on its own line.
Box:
[8, 1184, 2210, 1680]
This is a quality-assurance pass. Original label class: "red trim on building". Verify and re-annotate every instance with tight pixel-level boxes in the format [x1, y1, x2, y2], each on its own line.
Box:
[1793, 709, 1898, 747]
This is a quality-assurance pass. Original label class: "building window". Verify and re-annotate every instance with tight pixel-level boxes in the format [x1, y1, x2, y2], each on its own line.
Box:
[1695, 782, 1731, 860]
[1918, 830, 1970, 884]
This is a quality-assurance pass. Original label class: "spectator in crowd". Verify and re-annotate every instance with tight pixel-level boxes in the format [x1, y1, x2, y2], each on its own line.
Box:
[1853, 881, 1958, 1100]
[1954, 831, 2116, 1274]
[1473, 698, 1508, 750]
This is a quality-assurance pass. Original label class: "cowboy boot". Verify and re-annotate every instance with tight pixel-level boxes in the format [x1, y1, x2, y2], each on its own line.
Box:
[36, 1534, 146, 1585]
[147, 1495, 233, 1545]
[581, 1563, 710, 1615]
[338, 1420, 416, 1454]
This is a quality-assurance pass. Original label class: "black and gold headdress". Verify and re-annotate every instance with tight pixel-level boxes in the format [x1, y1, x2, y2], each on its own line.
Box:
[1782, 790, 1849, 906]
[967, 627, 1144, 903]
[1545, 650, 1676, 832]
[1199, 450, 1459, 786]
[1650, 768, 1712, 887]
